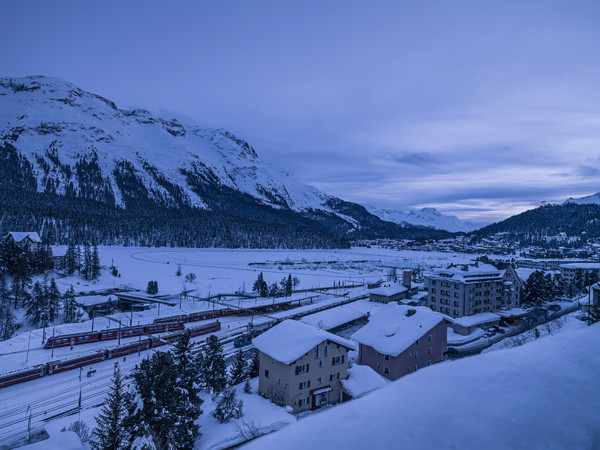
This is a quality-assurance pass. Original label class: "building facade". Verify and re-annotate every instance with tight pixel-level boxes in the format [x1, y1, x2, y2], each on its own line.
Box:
[4, 232, 42, 251]
[254, 320, 355, 413]
[352, 304, 448, 381]
[423, 263, 523, 319]
[559, 263, 600, 285]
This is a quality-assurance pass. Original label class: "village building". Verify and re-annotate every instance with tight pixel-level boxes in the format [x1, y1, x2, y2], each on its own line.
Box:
[423, 262, 523, 319]
[4, 232, 42, 251]
[369, 271, 419, 303]
[559, 263, 600, 285]
[253, 319, 356, 413]
[352, 304, 448, 381]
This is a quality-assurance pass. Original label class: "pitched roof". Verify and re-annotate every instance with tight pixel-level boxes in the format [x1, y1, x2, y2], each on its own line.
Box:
[352, 304, 446, 357]
[253, 319, 356, 365]
[6, 232, 42, 243]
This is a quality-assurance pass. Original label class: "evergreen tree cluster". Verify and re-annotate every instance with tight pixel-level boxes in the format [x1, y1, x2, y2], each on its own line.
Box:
[146, 280, 159, 295]
[523, 270, 598, 305]
[252, 272, 296, 297]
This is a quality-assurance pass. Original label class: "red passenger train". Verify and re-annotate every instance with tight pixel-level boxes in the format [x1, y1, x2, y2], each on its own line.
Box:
[0, 321, 220, 389]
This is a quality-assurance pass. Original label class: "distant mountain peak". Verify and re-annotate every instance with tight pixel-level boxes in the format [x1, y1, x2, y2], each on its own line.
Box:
[563, 192, 600, 205]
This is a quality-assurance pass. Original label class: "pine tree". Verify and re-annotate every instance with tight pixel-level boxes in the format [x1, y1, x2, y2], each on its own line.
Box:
[252, 272, 268, 297]
[65, 242, 77, 275]
[171, 330, 203, 448]
[82, 244, 92, 280]
[248, 351, 260, 378]
[285, 274, 293, 296]
[13, 251, 32, 308]
[0, 275, 17, 341]
[202, 335, 227, 393]
[212, 388, 243, 423]
[243, 379, 252, 394]
[91, 245, 101, 280]
[64, 285, 78, 323]
[47, 278, 61, 323]
[27, 281, 47, 327]
[229, 350, 248, 386]
[127, 351, 178, 449]
[91, 364, 130, 450]
[146, 281, 158, 295]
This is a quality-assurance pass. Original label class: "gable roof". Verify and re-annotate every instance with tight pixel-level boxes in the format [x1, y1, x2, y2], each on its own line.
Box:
[352, 304, 446, 357]
[253, 319, 356, 365]
[6, 232, 42, 243]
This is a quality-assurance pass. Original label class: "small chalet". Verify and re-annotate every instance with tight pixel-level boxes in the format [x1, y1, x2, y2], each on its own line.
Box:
[352, 304, 448, 381]
[369, 271, 419, 303]
[4, 232, 42, 251]
[253, 319, 356, 413]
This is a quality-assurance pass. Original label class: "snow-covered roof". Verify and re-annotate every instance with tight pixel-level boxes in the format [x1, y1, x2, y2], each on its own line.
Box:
[369, 284, 410, 297]
[245, 320, 600, 450]
[341, 364, 389, 399]
[300, 300, 375, 331]
[560, 263, 600, 269]
[454, 312, 500, 327]
[6, 231, 42, 243]
[351, 304, 446, 357]
[253, 319, 356, 365]
[429, 263, 505, 283]
[495, 308, 526, 318]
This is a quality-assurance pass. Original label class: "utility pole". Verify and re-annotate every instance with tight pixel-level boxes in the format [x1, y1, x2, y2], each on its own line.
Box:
[51, 327, 55, 358]
[118, 320, 121, 346]
[91, 310, 95, 331]
[26, 405, 31, 444]
[25, 331, 31, 364]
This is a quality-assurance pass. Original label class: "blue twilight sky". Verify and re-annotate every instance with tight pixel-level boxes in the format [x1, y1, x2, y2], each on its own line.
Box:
[1, 1, 600, 222]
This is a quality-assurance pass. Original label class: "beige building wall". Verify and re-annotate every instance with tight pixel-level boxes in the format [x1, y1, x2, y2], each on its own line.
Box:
[258, 340, 350, 413]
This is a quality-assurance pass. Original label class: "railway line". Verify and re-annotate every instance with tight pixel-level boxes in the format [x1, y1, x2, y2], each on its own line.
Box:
[0, 289, 368, 445]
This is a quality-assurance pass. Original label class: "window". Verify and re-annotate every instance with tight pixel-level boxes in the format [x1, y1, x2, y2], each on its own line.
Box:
[383, 366, 390, 374]
[408, 366, 412, 373]
[324, 345, 329, 357]
[314, 346, 319, 359]
[431, 280, 436, 285]
[329, 372, 340, 381]
[299, 380, 310, 390]
[295, 363, 309, 375]
[415, 339, 419, 345]
[415, 364, 418, 370]
[277, 378, 281, 385]
[428, 335, 432, 342]
[284, 382, 288, 390]
[431, 288, 436, 293]
[428, 347, 432, 354]
[317, 377, 323, 384]
[264, 369, 269, 378]
[384, 354, 390, 361]
[408, 353, 411, 359]
[415, 351, 418, 358]
[427, 360, 431, 366]
[332, 355, 344, 366]
[318, 360, 323, 368]
[299, 398, 308, 406]
[377, 363, 380, 369]
[454, 292, 459, 298]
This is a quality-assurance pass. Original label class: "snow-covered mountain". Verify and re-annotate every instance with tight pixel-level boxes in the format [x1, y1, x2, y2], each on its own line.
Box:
[366, 206, 484, 233]
[0, 76, 448, 246]
[563, 192, 600, 206]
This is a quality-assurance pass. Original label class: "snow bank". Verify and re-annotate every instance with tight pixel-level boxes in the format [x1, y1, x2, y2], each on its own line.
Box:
[18, 431, 83, 450]
[340, 364, 389, 399]
[245, 324, 600, 450]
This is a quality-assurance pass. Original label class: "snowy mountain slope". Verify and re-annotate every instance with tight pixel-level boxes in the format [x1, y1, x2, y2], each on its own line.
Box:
[563, 191, 600, 205]
[0, 76, 330, 212]
[0, 76, 449, 245]
[366, 205, 485, 232]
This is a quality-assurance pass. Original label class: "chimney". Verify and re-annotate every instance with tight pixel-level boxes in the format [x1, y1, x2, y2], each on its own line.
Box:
[402, 271, 412, 288]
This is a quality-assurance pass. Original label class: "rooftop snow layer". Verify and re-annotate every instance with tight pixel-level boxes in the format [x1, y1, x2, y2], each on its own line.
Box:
[6, 231, 42, 243]
[252, 319, 356, 364]
[453, 312, 500, 327]
[245, 323, 600, 450]
[341, 364, 389, 399]
[351, 304, 446, 357]
[300, 300, 375, 331]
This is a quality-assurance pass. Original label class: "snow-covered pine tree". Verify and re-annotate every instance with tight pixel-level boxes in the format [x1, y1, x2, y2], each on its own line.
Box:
[249, 351, 260, 378]
[82, 244, 92, 280]
[63, 285, 78, 323]
[91, 245, 101, 280]
[212, 388, 243, 423]
[128, 351, 178, 449]
[170, 330, 203, 448]
[252, 272, 268, 297]
[0, 275, 17, 341]
[202, 335, 227, 393]
[47, 278, 61, 323]
[91, 364, 130, 450]
[26, 281, 47, 327]
[229, 350, 248, 386]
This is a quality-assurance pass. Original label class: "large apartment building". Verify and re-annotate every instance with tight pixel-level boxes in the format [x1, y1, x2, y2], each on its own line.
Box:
[423, 262, 522, 319]
[559, 263, 600, 284]
[253, 319, 356, 413]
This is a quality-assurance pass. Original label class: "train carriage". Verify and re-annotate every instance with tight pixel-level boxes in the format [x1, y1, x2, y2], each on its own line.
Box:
[108, 339, 151, 359]
[153, 314, 189, 325]
[120, 325, 146, 338]
[188, 321, 221, 337]
[47, 350, 107, 374]
[188, 311, 218, 322]
[43, 331, 100, 349]
[0, 365, 46, 388]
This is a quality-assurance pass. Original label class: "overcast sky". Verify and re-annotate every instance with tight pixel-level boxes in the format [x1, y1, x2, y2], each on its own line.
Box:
[2, 1, 600, 223]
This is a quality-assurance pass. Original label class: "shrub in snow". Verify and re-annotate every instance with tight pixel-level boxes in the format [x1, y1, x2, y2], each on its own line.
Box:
[212, 388, 243, 423]
[243, 379, 252, 394]
[62, 420, 91, 443]
[234, 419, 261, 441]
